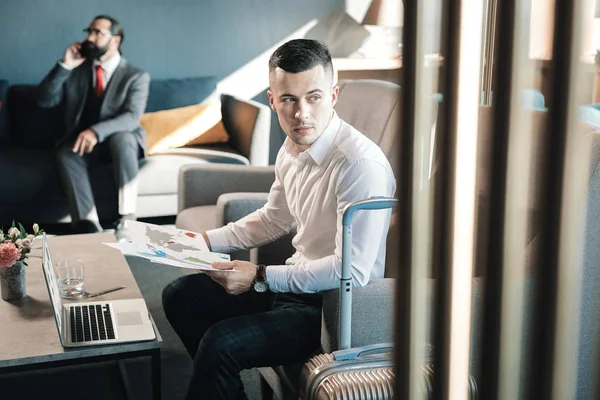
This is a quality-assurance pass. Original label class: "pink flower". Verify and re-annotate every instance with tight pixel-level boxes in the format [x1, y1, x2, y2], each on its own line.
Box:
[0, 243, 20, 267]
[16, 238, 32, 249]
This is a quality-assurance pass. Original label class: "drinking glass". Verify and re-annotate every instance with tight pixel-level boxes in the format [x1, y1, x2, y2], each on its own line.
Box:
[56, 260, 85, 298]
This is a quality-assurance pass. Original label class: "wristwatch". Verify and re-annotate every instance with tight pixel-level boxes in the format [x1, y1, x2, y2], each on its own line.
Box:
[252, 264, 269, 293]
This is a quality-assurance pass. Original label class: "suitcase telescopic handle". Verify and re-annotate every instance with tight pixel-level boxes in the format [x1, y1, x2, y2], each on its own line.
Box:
[340, 196, 398, 350]
[333, 342, 395, 361]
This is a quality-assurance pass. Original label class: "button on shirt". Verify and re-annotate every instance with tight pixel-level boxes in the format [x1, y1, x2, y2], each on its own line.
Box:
[207, 112, 396, 293]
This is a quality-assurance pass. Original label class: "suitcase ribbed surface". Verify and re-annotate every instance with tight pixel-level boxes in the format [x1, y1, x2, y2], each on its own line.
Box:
[303, 353, 395, 400]
[307, 353, 335, 369]
[318, 367, 395, 400]
[303, 353, 478, 400]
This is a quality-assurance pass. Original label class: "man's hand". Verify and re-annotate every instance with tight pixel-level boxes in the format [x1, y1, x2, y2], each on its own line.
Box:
[62, 42, 85, 70]
[205, 260, 258, 295]
[73, 129, 98, 156]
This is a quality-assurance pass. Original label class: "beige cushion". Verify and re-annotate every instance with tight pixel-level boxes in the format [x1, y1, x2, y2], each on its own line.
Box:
[175, 205, 219, 233]
[140, 103, 230, 155]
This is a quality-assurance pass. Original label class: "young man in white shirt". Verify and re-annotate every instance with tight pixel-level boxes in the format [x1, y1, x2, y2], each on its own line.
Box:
[162, 39, 396, 399]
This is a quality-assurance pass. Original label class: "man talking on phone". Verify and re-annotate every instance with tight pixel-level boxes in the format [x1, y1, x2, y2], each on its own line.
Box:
[37, 15, 150, 234]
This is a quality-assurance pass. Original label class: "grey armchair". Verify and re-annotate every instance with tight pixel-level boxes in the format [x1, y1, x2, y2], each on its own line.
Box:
[175, 92, 277, 234]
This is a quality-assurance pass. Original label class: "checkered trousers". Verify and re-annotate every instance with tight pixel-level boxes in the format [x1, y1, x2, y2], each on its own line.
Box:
[162, 273, 322, 400]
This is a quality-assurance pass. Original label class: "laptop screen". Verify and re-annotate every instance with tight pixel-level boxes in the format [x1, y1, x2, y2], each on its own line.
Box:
[41, 233, 63, 337]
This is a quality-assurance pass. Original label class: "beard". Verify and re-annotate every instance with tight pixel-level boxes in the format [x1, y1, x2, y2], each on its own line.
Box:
[80, 40, 109, 60]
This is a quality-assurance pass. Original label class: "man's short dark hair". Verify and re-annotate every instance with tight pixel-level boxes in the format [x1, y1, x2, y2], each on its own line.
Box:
[94, 15, 124, 50]
[268, 39, 333, 80]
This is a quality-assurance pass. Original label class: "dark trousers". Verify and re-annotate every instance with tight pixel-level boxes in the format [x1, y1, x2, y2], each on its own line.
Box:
[162, 273, 322, 400]
[55, 131, 142, 223]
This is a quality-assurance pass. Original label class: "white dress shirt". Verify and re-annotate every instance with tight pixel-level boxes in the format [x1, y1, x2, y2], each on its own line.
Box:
[207, 112, 396, 293]
[92, 52, 121, 88]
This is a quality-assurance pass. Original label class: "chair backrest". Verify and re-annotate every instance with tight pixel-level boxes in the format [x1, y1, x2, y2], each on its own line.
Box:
[335, 79, 401, 170]
[331, 80, 404, 280]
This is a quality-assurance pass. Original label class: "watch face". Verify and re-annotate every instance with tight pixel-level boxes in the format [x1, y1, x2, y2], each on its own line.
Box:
[254, 280, 269, 293]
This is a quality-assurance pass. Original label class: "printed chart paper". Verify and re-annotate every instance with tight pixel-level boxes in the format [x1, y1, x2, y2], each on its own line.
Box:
[104, 221, 232, 271]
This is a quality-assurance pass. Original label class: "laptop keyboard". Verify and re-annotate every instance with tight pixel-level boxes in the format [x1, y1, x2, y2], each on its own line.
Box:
[70, 304, 116, 342]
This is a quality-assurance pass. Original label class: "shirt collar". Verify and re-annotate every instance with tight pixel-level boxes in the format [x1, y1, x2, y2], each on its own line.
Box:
[94, 52, 121, 74]
[306, 111, 341, 165]
[283, 111, 341, 165]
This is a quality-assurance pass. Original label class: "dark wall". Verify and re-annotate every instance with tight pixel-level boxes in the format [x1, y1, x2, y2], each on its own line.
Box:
[0, 0, 344, 162]
[0, 0, 342, 83]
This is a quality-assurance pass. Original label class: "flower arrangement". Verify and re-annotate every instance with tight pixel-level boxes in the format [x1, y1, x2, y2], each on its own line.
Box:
[0, 222, 43, 268]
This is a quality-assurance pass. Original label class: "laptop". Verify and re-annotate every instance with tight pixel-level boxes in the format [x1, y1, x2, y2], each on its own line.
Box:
[41, 233, 156, 347]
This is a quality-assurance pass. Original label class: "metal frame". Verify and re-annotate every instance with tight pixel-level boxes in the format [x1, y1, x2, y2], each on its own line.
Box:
[479, 0, 516, 397]
[481, 0, 498, 106]
[532, 0, 581, 398]
[339, 197, 398, 350]
[432, 0, 484, 397]
[396, 0, 418, 398]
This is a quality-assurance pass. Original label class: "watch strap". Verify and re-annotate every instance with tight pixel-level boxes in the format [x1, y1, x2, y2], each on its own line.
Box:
[256, 264, 267, 282]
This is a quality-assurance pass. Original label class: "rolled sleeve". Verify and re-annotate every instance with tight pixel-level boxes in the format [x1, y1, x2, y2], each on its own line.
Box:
[265, 265, 290, 293]
[205, 228, 230, 254]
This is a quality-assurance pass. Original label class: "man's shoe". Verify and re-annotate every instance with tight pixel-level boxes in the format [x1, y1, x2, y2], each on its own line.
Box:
[114, 214, 136, 242]
[114, 214, 136, 231]
[72, 220, 104, 234]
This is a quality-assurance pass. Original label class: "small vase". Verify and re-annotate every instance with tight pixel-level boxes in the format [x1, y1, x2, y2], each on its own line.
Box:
[0, 261, 26, 301]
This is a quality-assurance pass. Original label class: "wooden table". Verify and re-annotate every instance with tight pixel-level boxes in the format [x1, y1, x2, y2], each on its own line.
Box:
[0, 232, 162, 399]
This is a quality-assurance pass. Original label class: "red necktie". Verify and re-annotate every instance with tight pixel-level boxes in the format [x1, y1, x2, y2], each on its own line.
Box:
[95, 65, 104, 96]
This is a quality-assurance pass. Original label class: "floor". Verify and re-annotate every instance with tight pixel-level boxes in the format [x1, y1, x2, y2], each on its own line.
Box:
[0, 221, 264, 400]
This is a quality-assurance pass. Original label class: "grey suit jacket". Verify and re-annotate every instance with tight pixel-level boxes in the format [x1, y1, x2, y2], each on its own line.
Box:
[36, 57, 150, 154]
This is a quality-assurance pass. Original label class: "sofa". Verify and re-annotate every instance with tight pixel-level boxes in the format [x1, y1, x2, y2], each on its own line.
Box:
[0, 76, 270, 227]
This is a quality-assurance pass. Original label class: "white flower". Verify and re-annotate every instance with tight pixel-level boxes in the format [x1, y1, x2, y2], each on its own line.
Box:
[8, 227, 19, 239]
[26, 235, 34, 242]
[33, 224, 39, 234]
[0, 232, 4, 242]
[19, 238, 32, 249]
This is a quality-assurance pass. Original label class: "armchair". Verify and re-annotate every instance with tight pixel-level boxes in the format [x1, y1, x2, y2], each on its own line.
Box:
[174, 92, 276, 234]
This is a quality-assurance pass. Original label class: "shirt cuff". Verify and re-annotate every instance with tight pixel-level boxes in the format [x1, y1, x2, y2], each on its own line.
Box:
[205, 228, 230, 254]
[57, 60, 72, 70]
[265, 265, 289, 293]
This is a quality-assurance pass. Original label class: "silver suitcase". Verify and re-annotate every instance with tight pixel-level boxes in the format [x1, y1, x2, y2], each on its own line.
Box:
[299, 198, 478, 399]
[300, 343, 395, 400]
[300, 343, 478, 400]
